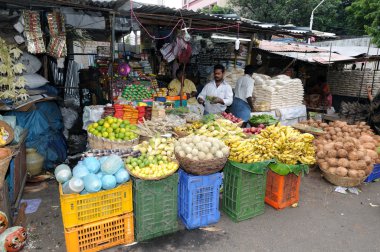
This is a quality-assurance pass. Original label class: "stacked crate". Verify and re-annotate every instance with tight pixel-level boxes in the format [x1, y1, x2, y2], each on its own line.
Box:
[59, 182, 134, 252]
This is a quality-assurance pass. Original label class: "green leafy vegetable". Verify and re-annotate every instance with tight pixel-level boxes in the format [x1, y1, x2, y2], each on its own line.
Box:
[249, 114, 278, 126]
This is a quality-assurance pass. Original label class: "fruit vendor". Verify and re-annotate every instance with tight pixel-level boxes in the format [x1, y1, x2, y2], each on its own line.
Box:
[168, 68, 204, 115]
[367, 85, 380, 134]
[197, 64, 233, 114]
[230, 65, 256, 125]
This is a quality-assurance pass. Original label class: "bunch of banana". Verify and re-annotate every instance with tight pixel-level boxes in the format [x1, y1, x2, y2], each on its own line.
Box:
[225, 138, 274, 163]
[174, 121, 203, 134]
[257, 125, 316, 165]
[195, 119, 245, 140]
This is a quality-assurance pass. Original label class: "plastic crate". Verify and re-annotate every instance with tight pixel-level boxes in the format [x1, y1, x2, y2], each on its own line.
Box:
[59, 181, 133, 229]
[222, 162, 267, 222]
[178, 170, 222, 229]
[64, 212, 134, 252]
[265, 170, 301, 210]
[365, 164, 380, 183]
[133, 174, 178, 241]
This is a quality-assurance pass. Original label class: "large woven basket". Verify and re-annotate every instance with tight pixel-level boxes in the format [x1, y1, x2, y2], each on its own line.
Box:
[125, 161, 179, 181]
[174, 152, 229, 175]
[322, 171, 367, 187]
[0, 148, 12, 189]
[87, 133, 139, 150]
[0, 121, 14, 147]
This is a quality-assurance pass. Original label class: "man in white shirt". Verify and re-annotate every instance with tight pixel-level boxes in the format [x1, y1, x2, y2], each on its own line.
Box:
[197, 64, 233, 114]
[230, 65, 256, 125]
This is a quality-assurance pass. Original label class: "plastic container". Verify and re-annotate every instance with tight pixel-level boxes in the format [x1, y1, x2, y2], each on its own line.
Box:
[133, 174, 178, 241]
[222, 162, 267, 222]
[155, 97, 166, 103]
[364, 164, 380, 183]
[62, 177, 84, 195]
[178, 170, 222, 229]
[64, 212, 134, 252]
[26, 148, 44, 176]
[59, 181, 133, 229]
[166, 96, 187, 108]
[265, 170, 301, 210]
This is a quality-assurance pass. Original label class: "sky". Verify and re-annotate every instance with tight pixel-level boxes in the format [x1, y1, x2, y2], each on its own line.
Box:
[135, 0, 182, 9]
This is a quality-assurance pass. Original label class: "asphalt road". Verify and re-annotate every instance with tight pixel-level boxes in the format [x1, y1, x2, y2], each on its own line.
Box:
[23, 168, 380, 252]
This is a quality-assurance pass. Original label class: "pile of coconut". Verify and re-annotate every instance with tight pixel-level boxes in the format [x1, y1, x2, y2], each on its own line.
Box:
[313, 121, 379, 179]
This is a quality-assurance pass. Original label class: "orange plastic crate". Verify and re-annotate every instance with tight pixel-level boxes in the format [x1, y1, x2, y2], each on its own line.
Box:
[59, 182, 133, 229]
[64, 213, 134, 252]
[265, 170, 301, 209]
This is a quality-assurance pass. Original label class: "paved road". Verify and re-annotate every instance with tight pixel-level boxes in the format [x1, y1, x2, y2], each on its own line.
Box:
[23, 169, 380, 252]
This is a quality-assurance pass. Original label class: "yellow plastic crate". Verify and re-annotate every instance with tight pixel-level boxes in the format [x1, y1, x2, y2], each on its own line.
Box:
[59, 181, 133, 228]
[64, 213, 134, 252]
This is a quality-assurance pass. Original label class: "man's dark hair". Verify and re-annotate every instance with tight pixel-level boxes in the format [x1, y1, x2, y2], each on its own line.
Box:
[244, 65, 256, 75]
[214, 64, 225, 73]
[176, 68, 184, 77]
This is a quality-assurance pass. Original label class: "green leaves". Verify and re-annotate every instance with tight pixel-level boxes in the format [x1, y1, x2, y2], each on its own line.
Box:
[9, 48, 22, 60]
[12, 63, 25, 74]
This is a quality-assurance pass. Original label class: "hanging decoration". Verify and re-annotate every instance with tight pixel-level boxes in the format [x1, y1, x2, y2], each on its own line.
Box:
[47, 12, 67, 58]
[23, 10, 46, 54]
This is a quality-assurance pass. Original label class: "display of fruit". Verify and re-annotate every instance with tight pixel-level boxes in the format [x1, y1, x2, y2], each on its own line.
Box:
[243, 124, 266, 135]
[221, 112, 242, 124]
[226, 124, 316, 165]
[87, 116, 139, 141]
[195, 119, 245, 140]
[174, 121, 204, 135]
[175, 135, 229, 161]
[313, 120, 379, 178]
[127, 137, 178, 179]
[122, 84, 154, 101]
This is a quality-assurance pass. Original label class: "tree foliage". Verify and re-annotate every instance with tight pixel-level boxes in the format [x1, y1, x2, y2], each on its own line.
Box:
[227, 0, 360, 35]
[347, 0, 380, 46]
[199, 5, 234, 15]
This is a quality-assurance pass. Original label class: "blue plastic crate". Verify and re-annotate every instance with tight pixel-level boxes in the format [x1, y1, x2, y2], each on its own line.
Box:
[178, 170, 222, 229]
[365, 164, 380, 183]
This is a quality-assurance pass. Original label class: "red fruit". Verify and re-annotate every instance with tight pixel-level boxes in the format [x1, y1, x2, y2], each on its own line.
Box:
[258, 124, 265, 129]
[250, 128, 256, 133]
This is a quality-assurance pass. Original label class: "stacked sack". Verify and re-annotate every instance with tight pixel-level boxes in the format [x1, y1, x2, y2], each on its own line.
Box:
[253, 74, 304, 110]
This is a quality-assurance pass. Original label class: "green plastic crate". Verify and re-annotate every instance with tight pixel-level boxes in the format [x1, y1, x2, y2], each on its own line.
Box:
[222, 161, 267, 222]
[133, 174, 179, 241]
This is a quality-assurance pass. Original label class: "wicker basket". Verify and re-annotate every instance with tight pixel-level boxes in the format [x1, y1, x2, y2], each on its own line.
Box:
[0, 148, 12, 189]
[88, 133, 139, 150]
[125, 162, 179, 180]
[174, 152, 229, 175]
[322, 171, 367, 187]
[0, 121, 14, 147]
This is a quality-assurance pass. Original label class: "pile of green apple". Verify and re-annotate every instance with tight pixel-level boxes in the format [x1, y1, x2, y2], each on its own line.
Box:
[87, 116, 139, 141]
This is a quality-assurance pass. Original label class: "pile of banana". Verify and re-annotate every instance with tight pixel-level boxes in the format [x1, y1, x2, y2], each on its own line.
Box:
[225, 124, 316, 165]
[0, 127, 8, 145]
[174, 121, 203, 135]
[195, 119, 245, 140]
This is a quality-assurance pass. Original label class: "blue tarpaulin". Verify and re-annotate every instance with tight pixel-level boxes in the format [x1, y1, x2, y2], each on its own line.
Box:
[6, 101, 67, 170]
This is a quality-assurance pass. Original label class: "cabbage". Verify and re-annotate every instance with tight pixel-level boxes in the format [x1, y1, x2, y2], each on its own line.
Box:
[83, 174, 102, 193]
[101, 175, 117, 190]
[96, 172, 104, 179]
[73, 163, 89, 179]
[99, 156, 108, 165]
[101, 155, 123, 175]
[54, 164, 72, 184]
[83, 157, 100, 173]
[80, 189, 89, 195]
[115, 168, 130, 184]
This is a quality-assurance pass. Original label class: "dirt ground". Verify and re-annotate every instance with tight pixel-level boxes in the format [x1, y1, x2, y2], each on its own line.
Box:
[22, 168, 380, 252]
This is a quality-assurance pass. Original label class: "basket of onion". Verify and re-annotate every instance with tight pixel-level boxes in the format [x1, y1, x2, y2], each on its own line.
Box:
[174, 135, 230, 175]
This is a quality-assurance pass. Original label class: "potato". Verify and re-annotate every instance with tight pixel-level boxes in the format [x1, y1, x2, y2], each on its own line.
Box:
[357, 160, 367, 170]
[359, 134, 375, 144]
[365, 165, 373, 175]
[332, 135, 338, 141]
[337, 149, 348, 158]
[348, 169, 358, 178]
[367, 150, 378, 160]
[349, 160, 358, 170]
[343, 142, 355, 152]
[364, 155, 372, 165]
[357, 170, 366, 178]
[337, 158, 349, 168]
[327, 158, 338, 167]
[356, 150, 365, 159]
[363, 142, 376, 150]
[316, 151, 325, 159]
[348, 151, 359, 161]
[327, 149, 337, 158]
[319, 162, 329, 171]
[335, 167, 348, 177]
[327, 167, 337, 174]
